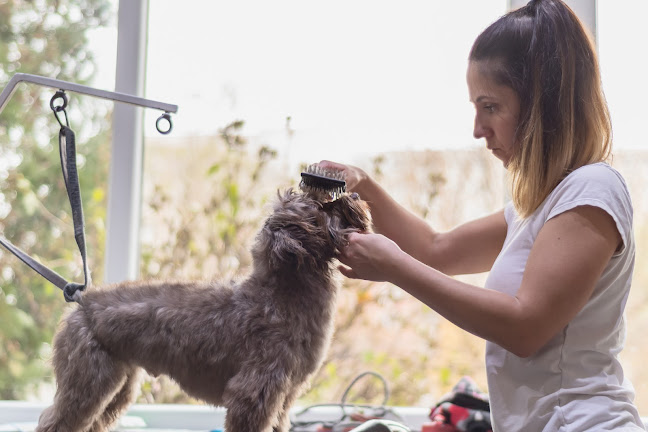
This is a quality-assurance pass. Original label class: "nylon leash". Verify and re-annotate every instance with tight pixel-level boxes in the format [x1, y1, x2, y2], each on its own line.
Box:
[0, 90, 90, 302]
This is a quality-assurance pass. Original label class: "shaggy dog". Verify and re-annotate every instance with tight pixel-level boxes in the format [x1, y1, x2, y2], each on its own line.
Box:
[36, 189, 372, 432]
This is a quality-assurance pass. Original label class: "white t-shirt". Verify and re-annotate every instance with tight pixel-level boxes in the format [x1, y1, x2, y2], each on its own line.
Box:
[484, 163, 645, 431]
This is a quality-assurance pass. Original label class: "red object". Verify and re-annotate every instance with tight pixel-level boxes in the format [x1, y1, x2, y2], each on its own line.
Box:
[421, 421, 457, 432]
[424, 402, 472, 431]
[425, 376, 492, 432]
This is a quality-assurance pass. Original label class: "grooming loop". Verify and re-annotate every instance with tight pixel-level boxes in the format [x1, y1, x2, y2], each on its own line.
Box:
[51, 90, 90, 301]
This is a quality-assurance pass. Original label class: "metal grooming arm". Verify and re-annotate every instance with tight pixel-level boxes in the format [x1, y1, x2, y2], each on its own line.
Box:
[0, 73, 178, 115]
[0, 71, 179, 286]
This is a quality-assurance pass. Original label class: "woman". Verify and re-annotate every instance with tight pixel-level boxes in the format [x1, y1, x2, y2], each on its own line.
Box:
[319, 0, 645, 430]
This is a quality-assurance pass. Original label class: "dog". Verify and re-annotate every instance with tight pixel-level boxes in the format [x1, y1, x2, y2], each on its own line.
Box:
[36, 189, 372, 432]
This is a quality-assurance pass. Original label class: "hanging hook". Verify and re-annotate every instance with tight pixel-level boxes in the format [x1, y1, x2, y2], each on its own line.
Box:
[50, 90, 69, 128]
[156, 112, 173, 135]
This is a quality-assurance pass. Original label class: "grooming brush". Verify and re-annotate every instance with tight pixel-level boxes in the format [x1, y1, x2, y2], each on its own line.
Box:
[300, 164, 346, 199]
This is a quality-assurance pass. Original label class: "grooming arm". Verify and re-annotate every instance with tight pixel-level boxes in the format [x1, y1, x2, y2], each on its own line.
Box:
[0, 73, 178, 115]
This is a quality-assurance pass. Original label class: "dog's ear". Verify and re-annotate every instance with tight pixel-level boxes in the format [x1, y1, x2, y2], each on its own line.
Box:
[269, 227, 309, 268]
[323, 194, 372, 252]
[323, 214, 347, 254]
[339, 195, 372, 231]
[257, 189, 338, 269]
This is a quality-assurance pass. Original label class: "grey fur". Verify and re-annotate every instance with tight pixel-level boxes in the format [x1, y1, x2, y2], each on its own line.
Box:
[36, 189, 371, 432]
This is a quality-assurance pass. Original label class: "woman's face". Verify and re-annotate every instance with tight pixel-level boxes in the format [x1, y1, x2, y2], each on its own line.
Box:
[467, 61, 521, 166]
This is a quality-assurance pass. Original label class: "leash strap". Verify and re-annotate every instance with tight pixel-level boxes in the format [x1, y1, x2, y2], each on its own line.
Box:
[0, 91, 89, 302]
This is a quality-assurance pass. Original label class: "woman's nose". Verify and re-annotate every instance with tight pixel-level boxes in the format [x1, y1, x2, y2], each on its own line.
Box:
[473, 116, 491, 139]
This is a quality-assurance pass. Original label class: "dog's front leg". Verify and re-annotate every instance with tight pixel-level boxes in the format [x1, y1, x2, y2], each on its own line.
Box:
[273, 390, 299, 432]
[223, 368, 289, 432]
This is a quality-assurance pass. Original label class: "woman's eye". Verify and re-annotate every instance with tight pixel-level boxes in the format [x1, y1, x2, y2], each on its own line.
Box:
[484, 105, 495, 113]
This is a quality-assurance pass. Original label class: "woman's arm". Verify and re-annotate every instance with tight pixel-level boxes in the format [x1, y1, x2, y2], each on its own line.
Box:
[338, 205, 621, 357]
[318, 160, 507, 275]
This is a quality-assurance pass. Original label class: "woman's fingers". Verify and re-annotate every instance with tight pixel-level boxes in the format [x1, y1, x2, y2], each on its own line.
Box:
[337, 264, 358, 279]
[317, 160, 365, 191]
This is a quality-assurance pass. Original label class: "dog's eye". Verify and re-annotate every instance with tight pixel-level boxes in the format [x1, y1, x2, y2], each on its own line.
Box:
[350, 192, 360, 200]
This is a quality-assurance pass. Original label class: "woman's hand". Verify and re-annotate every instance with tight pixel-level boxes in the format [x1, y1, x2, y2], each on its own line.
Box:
[317, 160, 368, 193]
[337, 232, 404, 282]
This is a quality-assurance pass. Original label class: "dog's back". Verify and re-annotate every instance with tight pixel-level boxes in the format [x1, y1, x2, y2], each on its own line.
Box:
[72, 275, 338, 403]
[76, 281, 237, 377]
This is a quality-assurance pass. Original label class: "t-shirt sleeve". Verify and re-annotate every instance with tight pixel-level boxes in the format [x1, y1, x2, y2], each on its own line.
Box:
[504, 200, 516, 226]
[545, 164, 633, 255]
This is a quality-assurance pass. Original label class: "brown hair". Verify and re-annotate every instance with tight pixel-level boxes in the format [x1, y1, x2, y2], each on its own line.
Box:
[469, 0, 611, 218]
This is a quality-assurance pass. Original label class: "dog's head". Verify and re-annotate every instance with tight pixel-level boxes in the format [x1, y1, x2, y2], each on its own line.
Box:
[253, 189, 372, 271]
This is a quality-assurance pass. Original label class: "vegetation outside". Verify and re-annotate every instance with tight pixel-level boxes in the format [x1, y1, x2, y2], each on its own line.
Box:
[0, 0, 112, 399]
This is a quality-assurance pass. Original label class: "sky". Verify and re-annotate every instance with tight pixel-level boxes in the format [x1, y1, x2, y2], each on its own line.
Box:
[90, 1, 648, 168]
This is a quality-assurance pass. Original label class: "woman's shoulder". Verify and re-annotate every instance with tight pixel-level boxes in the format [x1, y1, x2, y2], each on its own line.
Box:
[565, 162, 625, 184]
[545, 162, 633, 233]
[554, 162, 630, 198]
[504, 163, 631, 225]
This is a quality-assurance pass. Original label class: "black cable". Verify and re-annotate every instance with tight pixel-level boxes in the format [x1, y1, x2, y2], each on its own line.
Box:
[290, 372, 407, 432]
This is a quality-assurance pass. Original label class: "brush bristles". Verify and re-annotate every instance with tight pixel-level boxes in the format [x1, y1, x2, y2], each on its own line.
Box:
[300, 164, 346, 199]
